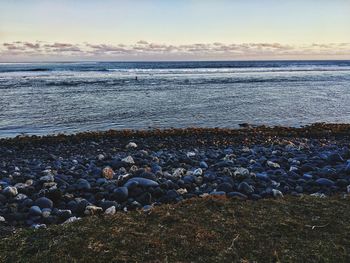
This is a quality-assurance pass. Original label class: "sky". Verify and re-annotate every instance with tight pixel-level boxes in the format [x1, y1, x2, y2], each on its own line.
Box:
[1, 0, 350, 61]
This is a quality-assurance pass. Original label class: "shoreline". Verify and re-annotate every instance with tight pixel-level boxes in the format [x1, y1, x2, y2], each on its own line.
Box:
[1, 122, 350, 145]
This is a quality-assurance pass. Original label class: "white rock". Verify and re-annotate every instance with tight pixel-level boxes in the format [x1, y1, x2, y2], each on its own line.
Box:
[172, 168, 186, 178]
[42, 210, 51, 218]
[272, 189, 283, 198]
[267, 161, 280, 168]
[31, 224, 46, 229]
[126, 142, 138, 149]
[0, 216, 5, 222]
[84, 205, 103, 215]
[40, 175, 55, 182]
[117, 173, 130, 181]
[63, 216, 81, 224]
[192, 168, 203, 176]
[25, 179, 33, 186]
[271, 180, 280, 188]
[122, 156, 135, 164]
[97, 154, 105, 161]
[242, 146, 251, 153]
[14, 193, 28, 201]
[234, 167, 250, 177]
[289, 166, 298, 172]
[176, 188, 188, 195]
[3, 186, 18, 197]
[129, 165, 138, 173]
[105, 206, 116, 215]
[186, 151, 196, 158]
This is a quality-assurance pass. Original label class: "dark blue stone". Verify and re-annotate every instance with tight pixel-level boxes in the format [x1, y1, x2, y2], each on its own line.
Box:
[29, 205, 42, 216]
[200, 161, 209, 169]
[256, 173, 269, 180]
[183, 175, 196, 184]
[77, 179, 91, 190]
[303, 173, 313, 180]
[238, 182, 254, 194]
[34, 197, 53, 209]
[316, 178, 335, 187]
[125, 177, 159, 188]
[151, 163, 162, 173]
[112, 187, 129, 202]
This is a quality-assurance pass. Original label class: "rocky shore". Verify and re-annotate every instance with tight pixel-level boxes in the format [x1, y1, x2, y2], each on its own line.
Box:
[1, 123, 350, 229]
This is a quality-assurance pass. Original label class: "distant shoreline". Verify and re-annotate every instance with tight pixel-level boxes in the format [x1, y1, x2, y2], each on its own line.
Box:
[1, 123, 350, 145]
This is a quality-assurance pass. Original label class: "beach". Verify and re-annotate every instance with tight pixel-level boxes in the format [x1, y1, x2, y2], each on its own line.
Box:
[0, 124, 350, 261]
[1, 123, 350, 227]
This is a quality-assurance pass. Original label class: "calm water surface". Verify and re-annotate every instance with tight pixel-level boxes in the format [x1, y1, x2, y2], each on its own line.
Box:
[0, 60, 350, 137]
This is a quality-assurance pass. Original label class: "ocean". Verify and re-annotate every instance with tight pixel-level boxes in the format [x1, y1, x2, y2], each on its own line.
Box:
[0, 60, 350, 138]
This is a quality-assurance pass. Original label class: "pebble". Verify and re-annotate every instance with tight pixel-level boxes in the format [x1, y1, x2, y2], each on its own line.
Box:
[2, 186, 18, 197]
[316, 178, 335, 187]
[192, 168, 203, 176]
[34, 197, 53, 209]
[176, 188, 188, 195]
[84, 205, 103, 215]
[122, 156, 135, 164]
[267, 161, 280, 169]
[112, 187, 129, 202]
[200, 161, 209, 169]
[102, 166, 114, 179]
[39, 175, 55, 183]
[77, 179, 91, 190]
[186, 151, 196, 158]
[172, 168, 186, 178]
[63, 216, 81, 224]
[272, 189, 283, 198]
[234, 167, 250, 177]
[31, 224, 46, 229]
[29, 206, 42, 216]
[238, 182, 254, 195]
[124, 177, 159, 188]
[97, 154, 105, 161]
[126, 142, 138, 149]
[104, 206, 116, 215]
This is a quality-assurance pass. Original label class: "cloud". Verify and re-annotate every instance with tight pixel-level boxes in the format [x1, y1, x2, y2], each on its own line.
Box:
[1, 41, 350, 61]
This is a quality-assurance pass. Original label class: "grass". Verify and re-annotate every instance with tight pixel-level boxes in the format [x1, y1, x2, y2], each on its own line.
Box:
[1, 195, 349, 262]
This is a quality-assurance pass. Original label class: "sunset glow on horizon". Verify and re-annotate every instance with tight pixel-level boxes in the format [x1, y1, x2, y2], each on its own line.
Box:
[1, 0, 350, 61]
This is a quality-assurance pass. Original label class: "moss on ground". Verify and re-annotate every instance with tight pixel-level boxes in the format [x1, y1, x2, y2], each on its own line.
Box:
[0, 196, 349, 262]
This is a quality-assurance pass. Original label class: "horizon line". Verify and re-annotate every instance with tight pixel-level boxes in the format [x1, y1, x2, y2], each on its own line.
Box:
[1, 58, 350, 64]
